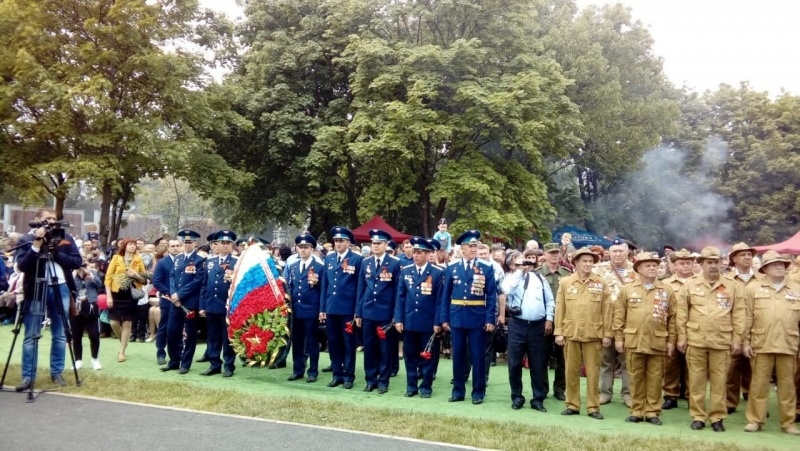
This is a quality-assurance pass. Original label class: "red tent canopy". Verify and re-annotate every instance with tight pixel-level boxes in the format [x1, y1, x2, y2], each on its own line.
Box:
[754, 229, 800, 254]
[351, 215, 412, 243]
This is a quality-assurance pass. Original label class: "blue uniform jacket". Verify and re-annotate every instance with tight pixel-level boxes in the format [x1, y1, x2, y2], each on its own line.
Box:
[152, 255, 175, 296]
[320, 249, 363, 316]
[199, 254, 237, 314]
[395, 263, 445, 332]
[169, 251, 207, 310]
[286, 258, 324, 319]
[356, 254, 400, 322]
[440, 259, 497, 329]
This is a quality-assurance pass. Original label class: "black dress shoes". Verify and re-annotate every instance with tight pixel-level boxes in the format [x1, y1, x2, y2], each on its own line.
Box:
[364, 384, 377, 392]
[553, 392, 566, 401]
[306, 376, 317, 383]
[404, 391, 418, 398]
[51, 374, 67, 387]
[200, 368, 221, 376]
[327, 379, 344, 388]
[287, 373, 304, 381]
[646, 417, 663, 426]
[157, 358, 167, 366]
[222, 370, 234, 378]
[448, 396, 465, 402]
[561, 408, 580, 416]
[690, 420, 705, 430]
[196, 356, 210, 363]
[160, 366, 178, 372]
[420, 393, 431, 399]
[343, 381, 354, 389]
[726, 407, 736, 414]
[531, 403, 546, 412]
[178, 368, 189, 374]
[626, 416, 643, 423]
[15, 378, 32, 392]
[511, 401, 524, 410]
[322, 365, 333, 372]
[662, 398, 678, 410]
[390, 371, 398, 377]
[711, 420, 725, 432]
[471, 398, 484, 405]
[377, 387, 388, 394]
[587, 411, 604, 420]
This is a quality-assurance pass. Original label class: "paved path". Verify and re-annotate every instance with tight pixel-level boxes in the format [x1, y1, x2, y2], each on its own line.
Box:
[0, 391, 487, 451]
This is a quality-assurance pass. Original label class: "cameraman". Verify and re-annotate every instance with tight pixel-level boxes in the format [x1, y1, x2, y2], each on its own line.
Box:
[13, 208, 82, 391]
[502, 250, 554, 411]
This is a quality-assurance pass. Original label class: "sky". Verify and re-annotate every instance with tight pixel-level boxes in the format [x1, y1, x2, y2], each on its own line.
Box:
[199, 0, 800, 96]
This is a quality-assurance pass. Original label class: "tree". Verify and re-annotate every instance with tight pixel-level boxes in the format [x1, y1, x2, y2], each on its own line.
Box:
[0, 0, 251, 244]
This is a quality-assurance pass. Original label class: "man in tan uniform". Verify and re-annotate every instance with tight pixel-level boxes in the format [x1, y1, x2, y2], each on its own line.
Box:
[677, 246, 745, 432]
[594, 238, 636, 407]
[662, 249, 694, 409]
[742, 251, 800, 435]
[725, 242, 761, 414]
[614, 252, 677, 425]
[555, 247, 613, 420]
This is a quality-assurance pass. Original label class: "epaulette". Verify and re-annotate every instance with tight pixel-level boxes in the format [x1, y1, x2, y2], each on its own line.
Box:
[387, 255, 400, 262]
[402, 263, 415, 270]
[447, 260, 461, 267]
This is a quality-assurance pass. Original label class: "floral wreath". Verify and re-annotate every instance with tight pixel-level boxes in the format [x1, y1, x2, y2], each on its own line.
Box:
[228, 246, 291, 366]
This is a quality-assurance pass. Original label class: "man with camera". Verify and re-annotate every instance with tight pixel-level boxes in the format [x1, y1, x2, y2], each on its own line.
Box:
[13, 208, 82, 391]
[503, 250, 555, 411]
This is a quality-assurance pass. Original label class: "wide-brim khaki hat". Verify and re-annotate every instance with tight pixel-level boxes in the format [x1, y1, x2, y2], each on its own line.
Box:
[728, 242, 757, 262]
[758, 250, 792, 273]
[696, 246, 722, 262]
[633, 252, 661, 272]
[668, 248, 694, 263]
[571, 246, 600, 265]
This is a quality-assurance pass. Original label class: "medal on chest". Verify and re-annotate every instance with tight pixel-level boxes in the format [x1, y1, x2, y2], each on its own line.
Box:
[307, 266, 319, 286]
[715, 286, 731, 310]
[379, 266, 392, 282]
[341, 258, 355, 275]
[652, 288, 669, 323]
[185, 262, 196, 274]
[470, 265, 485, 295]
[421, 275, 433, 295]
[588, 281, 603, 294]
[786, 290, 800, 303]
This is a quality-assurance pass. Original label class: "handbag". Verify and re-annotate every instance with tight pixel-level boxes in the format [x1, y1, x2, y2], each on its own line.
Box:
[122, 257, 146, 300]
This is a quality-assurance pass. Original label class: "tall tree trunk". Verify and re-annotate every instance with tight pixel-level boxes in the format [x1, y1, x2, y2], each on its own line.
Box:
[99, 181, 113, 247]
[420, 189, 431, 237]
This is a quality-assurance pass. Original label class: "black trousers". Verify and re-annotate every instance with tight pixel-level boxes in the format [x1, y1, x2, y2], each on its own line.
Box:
[132, 303, 149, 340]
[465, 330, 494, 384]
[507, 317, 548, 404]
[545, 333, 566, 396]
[70, 311, 100, 360]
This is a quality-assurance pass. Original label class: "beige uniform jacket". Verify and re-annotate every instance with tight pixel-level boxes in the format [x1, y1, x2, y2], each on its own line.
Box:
[664, 275, 690, 294]
[613, 279, 677, 355]
[677, 275, 745, 349]
[743, 278, 800, 355]
[555, 272, 613, 342]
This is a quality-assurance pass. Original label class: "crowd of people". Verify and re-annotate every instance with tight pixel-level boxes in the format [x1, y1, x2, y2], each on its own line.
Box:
[3, 209, 800, 437]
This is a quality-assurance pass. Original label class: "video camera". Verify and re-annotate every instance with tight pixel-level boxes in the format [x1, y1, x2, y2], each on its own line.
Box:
[28, 220, 71, 243]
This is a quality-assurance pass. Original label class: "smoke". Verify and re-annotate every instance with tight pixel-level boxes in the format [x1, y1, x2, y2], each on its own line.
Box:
[588, 137, 733, 250]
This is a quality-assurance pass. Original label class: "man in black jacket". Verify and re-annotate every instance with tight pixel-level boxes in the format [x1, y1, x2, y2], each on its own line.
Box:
[13, 208, 82, 391]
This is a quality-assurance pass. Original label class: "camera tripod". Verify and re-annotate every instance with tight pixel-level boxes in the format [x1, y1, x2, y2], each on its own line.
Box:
[0, 242, 81, 402]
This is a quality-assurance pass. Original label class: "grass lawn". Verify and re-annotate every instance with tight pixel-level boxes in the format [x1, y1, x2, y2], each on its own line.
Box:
[0, 329, 792, 450]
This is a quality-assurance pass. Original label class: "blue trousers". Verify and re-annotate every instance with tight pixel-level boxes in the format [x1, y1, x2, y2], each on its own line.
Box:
[291, 317, 320, 378]
[326, 314, 356, 383]
[451, 326, 486, 400]
[205, 312, 236, 373]
[155, 298, 170, 361]
[362, 318, 393, 388]
[21, 284, 70, 380]
[403, 330, 437, 394]
[166, 303, 198, 369]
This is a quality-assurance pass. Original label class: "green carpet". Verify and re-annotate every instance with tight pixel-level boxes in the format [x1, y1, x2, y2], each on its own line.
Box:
[0, 328, 794, 450]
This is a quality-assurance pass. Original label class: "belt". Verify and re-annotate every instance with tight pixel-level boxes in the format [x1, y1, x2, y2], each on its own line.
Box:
[512, 317, 545, 325]
[451, 300, 486, 306]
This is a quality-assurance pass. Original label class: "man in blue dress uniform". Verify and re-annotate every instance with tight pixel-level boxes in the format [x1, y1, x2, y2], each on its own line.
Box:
[355, 229, 401, 393]
[162, 229, 207, 374]
[395, 236, 445, 398]
[199, 230, 238, 378]
[152, 239, 181, 365]
[441, 230, 497, 404]
[386, 239, 401, 377]
[287, 232, 325, 383]
[320, 226, 363, 389]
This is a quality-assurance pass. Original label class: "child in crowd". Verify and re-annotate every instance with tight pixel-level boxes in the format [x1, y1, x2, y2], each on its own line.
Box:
[433, 218, 452, 253]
